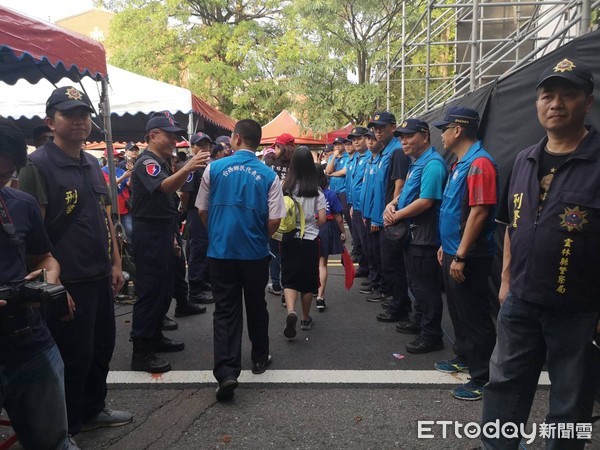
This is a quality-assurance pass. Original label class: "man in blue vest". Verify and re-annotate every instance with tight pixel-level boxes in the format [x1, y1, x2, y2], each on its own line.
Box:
[196, 119, 285, 402]
[363, 112, 411, 320]
[481, 59, 600, 448]
[326, 137, 350, 236]
[434, 106, 498, 401]
[18, 86, 132, 435]
[384, 119, 448, 353]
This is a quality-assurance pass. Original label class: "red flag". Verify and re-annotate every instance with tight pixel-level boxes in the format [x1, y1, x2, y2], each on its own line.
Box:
[341, 247, 355, 290]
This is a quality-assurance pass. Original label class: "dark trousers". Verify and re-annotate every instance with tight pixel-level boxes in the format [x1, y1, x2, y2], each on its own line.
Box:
[173, 231, 188, 305]
[186, 209, 209, 290]
[350, 210, 369, 274]
[405, 245, 443, 342]
[481, 294, 600, 450]
[380, 230, 410, 316]
[210, 257, 270, 383]
[132, 220, 176, 339]
[442, 253, 496, 384]
[365, 219, 383, 289]
[336, 192, 353, 238]
[46, 276, 115, 434]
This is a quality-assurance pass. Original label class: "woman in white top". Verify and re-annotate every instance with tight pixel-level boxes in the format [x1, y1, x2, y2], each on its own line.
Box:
[280, 146, 326, 338]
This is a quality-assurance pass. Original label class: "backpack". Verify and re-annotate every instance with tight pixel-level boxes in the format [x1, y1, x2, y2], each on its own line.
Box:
[272, 194, 305, 242]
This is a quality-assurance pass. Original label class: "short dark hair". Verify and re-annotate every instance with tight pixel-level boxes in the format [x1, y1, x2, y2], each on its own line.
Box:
[45, 107, 58, 119]
[459, 125, 478, 140]
[0, 118, 27, 170]
[176, 151, 187, 160]
[32, 125, 51, 141]
[233, 119, 261, 149]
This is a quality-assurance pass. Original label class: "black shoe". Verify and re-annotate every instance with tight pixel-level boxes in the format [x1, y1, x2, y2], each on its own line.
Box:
[284, 311, 297, 339]
[367, 292, 392, 303]
[405, 336, 444, 354]
[152, 336, 185, 353]
[216, 378, 238, 402]
[381, 300, 390, 309]
[376, 312, 406, 323]
[360, 280, 372, 287]
[189, 290, 214, 304]
[161, 316, 178, 331]
[396, 320, 421, 334]
[281, 294, 286, 308]
[355, 270, 369, 278]
[131, 340, 171, 373]
[359, 286, 375, 294]
[252, 355, 273, 374]
[174, 301, 206, 317]
[316, 298, 326, 311]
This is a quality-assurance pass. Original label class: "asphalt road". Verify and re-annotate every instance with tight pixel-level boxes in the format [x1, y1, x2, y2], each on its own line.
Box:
[4, 262, 598, 449]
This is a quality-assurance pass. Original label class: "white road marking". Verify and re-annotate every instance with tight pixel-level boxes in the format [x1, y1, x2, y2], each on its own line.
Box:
[107, 370, 550, 386]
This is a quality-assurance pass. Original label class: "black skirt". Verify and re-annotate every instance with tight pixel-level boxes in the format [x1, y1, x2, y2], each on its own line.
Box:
[318, 220, 344, 258]
[280, 237, 319, 293]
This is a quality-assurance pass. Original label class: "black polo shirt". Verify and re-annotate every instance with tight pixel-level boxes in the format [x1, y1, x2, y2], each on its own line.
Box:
[0, 187, 55, 364]
[19, 142, 113, 282]
[131, 150, 178, 220]
[500, 127, 600, 310]
[180, 167, 204, 211]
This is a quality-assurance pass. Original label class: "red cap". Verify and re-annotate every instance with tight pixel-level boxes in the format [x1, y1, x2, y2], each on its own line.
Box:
[275, 133, 295, 146]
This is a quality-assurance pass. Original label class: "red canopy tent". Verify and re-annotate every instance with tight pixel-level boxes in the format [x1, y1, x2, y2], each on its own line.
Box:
[260, 110, 326, 145]
[0, 6, 108, 85]
[324, 123, 355, 144]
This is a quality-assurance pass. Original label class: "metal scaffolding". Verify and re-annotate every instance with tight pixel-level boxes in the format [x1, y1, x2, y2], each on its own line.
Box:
[386, 0, 598, 117]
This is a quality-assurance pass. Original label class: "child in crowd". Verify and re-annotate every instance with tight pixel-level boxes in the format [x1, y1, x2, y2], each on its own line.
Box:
[315, 165, 346, 311]
[280, 146, 326, 338]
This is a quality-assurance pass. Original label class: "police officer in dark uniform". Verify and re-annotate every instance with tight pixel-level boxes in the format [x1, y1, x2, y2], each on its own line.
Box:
[482, 59, 600, 449]
[18, 86, 132, 435]
[0, 117, 77, 450]
[180, 132, 215, 304]
[130, 112, 209, 373]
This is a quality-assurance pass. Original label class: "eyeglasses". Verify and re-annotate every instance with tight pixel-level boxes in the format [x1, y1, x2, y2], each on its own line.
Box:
[442, 126, 460, 133]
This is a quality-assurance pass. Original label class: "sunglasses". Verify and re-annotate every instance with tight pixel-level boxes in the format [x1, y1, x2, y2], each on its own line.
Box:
[442, 125, 460, 133]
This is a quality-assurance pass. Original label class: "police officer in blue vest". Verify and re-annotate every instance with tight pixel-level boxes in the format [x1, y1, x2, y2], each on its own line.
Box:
[130, 112, 209, 373]
[482, 59, 600, 449]
[18, 86, 132, 435]
[434, 106, 498, 401]
[384, 119, 448, 354]
[196, 119, 285, 402]
[346, 126, 371, 277]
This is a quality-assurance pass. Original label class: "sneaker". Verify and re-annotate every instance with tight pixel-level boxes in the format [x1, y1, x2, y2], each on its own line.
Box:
[434, 357, 469, 374]
[284, 311, 297, 339]
[316, 298, 326, 311]
[81, 408, 133, 431]
[300, 316, 314, 330]
[281, 294, 286, 307]
[267, 283, 283, 295]
[359, 286, 375, 294]
[216, 378, 238, 402]
[451, 380, 484, 401]
[252, 354, 273, 374]
[360, 280, 372, 287]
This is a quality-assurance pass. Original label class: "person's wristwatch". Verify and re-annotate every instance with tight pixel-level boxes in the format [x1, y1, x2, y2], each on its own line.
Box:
[453, 254, 466, 263]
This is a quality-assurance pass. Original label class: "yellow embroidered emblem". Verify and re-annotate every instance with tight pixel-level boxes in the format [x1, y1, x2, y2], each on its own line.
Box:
[374, 115, 380, 120]
[553, 58, 576, 73]
[65, 87, 83, 100]
[559, 206, 588, 232]
[401, 121, 407, 128]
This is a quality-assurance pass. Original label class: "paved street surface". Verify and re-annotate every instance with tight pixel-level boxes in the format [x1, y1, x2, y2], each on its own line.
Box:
[3, 261, 598, 449]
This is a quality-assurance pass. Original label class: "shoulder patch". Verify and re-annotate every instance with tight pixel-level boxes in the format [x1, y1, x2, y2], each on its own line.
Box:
[186, 172, 194, 183]
[144, 159, 161, 177]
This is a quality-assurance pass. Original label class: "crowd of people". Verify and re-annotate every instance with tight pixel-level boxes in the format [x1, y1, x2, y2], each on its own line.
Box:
[0, 57, 598, 449]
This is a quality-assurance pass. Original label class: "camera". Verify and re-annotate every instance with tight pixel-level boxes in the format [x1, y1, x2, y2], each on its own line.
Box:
[0, 279, 68, 308]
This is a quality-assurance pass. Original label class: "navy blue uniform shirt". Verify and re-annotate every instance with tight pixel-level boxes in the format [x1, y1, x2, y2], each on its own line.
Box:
[0, 187, 55, 364]
[499, 127, 600, 310]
